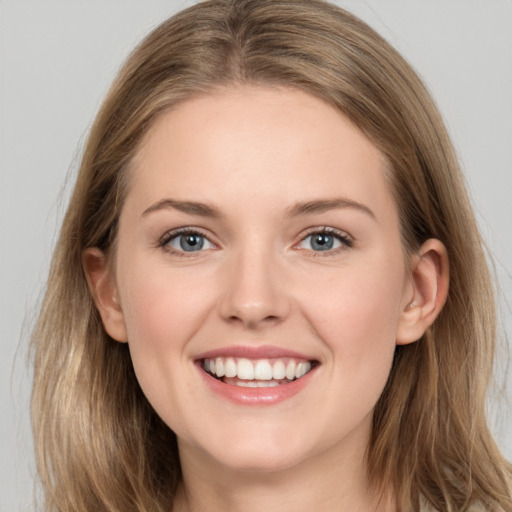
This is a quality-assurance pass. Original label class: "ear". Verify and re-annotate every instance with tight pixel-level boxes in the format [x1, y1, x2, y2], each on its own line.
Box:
[396, 238, 449, 345]
[82, 247, 128, 343]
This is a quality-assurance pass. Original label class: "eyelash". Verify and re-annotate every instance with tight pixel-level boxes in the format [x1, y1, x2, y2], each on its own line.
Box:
[296, 227, 353, 256]
[159, 227, 215, 257]
[158, 226, 353, 257]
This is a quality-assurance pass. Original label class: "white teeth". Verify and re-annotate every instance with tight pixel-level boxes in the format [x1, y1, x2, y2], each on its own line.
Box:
[224, 357, 237, 378]
[236, 380, 258, 388]
[204, 356, 314, 382]
[237, 358, 254, 380]
[285, 360, 296, 380]
[258, 380, 280, 387]
[235, 380, 280, 388]
[272, 360, 286, 380]
[295, 361, 311, 379]
[254, 360, 273, 380]
[215, 357, 225, 377]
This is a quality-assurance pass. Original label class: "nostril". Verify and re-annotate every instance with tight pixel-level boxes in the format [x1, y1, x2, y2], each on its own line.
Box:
[228, 313, 281, 330]
[218, 276, 292, 328]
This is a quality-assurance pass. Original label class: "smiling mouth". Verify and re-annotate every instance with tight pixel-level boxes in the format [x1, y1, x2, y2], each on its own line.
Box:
[201, 357, 318, 387]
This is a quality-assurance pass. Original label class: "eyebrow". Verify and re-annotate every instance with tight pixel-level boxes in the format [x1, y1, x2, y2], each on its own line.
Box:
[141, 196, 376, 221]
[141, 199, 222, 218]
[285, 197, 376, 220]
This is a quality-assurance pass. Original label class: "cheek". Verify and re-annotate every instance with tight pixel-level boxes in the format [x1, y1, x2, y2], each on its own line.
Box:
[117, 269, 214, 422]
[314, 258, 402, 323]
[303, 254, 405, 376]
[116, 267, 214, 397]
[119, 265, 211, 343]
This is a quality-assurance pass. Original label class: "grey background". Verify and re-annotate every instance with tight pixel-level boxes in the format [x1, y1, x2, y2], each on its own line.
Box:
[1, 1, 511, 510]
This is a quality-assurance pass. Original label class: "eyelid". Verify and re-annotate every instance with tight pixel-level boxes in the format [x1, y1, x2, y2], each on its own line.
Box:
[294, 226, 354, 253]
[157, 225, 353, 256]
[158, 226, 217, 254]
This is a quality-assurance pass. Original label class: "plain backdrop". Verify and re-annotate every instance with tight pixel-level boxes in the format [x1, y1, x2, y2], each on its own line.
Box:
[1, 1, 511, 510]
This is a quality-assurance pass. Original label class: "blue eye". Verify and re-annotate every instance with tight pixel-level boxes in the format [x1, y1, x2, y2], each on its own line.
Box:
[298, 230, 351, 252]
[309, 233, 336, 251]
[165, 231, 215, 252]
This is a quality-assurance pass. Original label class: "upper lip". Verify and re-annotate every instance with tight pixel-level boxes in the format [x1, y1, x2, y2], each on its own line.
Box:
[195, 345, 316, 362]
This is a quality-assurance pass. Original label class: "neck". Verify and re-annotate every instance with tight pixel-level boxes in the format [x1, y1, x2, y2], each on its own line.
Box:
[173, 424, 394, 512]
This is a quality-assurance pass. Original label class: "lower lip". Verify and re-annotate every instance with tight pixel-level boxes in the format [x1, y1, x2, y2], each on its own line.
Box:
[196, 364, 317, 406]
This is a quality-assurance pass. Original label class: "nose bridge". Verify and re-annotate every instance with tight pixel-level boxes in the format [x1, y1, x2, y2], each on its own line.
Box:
[219, 234, 290, 328]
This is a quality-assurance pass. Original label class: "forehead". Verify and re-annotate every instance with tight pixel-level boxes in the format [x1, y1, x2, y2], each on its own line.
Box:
[127, 86, 394, 219]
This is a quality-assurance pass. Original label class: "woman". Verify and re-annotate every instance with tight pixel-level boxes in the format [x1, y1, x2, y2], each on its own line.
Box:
[31, 0, 512, 510]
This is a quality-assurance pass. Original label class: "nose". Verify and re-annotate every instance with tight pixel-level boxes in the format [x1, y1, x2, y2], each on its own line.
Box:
[218, 245, 291, 330]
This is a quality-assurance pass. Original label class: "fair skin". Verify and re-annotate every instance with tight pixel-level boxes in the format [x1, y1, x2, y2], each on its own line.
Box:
[84, 86, 449, 512]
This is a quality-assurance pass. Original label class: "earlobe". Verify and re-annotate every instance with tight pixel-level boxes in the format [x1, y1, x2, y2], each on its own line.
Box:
[82, 248, 128, 343]
[396, 239, 449, 345]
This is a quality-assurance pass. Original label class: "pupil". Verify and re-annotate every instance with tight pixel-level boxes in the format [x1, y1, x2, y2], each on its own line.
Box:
[181, 234, 204, 251]
[312, 233, 333, 251]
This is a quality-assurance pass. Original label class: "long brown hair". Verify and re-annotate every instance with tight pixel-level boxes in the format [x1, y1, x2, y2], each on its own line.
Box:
[31, 1, 511, 510]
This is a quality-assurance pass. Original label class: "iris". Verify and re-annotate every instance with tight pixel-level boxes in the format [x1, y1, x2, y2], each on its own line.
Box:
[310, 233, 334, 251]
[180, 234, 204, 251]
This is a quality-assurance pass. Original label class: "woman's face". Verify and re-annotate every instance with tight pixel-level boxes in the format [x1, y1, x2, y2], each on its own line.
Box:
[107, 86, 417, 473]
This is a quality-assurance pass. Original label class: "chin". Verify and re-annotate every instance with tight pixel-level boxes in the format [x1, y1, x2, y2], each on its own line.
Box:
[212, 448, 310, 474]
[186, 426, 320, 475]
